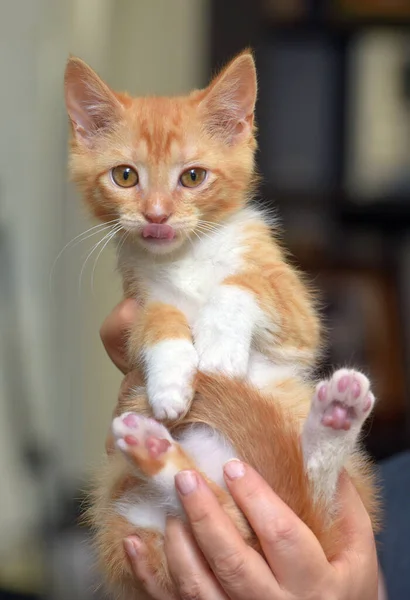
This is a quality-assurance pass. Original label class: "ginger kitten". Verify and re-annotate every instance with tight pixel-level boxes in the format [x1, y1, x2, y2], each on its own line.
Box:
[65, 51, 379, 599]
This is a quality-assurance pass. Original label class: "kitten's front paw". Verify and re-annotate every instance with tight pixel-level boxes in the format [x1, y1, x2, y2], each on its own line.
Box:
[312, 368, 375, 431]
[194, 286, 257, 378]
[150, 387, 194, 421]
[197, 341, 249, 378]
[145, 339, 198, 421]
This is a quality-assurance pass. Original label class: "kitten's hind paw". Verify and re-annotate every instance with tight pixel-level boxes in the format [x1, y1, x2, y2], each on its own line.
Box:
[313, 368, 375, 432]
[112, 412, 193, 485]
[302, 368, 375, 505]
[112, 412, 174, 472]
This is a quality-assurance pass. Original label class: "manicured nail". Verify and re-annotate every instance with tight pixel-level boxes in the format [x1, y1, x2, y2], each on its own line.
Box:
[224, 459, 245, 480]
[175, 470, 198, 495]
[124, 537, 141, 558]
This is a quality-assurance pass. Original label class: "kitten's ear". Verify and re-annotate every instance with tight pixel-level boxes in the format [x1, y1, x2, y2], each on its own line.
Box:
[200, 51, 257, 144]
[64, 57, 123, 146]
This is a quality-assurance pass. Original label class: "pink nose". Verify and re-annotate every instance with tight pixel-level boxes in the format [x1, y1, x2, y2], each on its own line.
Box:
[144, 212, 171, 224]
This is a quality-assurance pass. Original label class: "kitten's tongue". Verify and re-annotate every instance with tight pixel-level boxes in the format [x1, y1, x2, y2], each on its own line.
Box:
[142, 223, 175, 240]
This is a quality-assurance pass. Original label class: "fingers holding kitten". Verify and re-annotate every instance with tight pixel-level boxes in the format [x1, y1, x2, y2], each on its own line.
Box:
[124, 521, 230, 600]
[100, 298, 139, 373]
[124, 537, 175, 600]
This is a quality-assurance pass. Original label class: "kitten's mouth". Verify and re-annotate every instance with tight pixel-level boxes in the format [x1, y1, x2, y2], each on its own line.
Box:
[141, 223, 176, 243]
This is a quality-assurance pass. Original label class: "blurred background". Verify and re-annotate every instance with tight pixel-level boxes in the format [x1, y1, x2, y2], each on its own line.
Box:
[0, 0, 409, 598]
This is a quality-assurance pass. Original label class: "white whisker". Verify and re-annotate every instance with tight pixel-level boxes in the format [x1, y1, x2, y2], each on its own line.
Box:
[186, 232, 196, 252]
[116, 229, 131, 258]
[197, 219, 221, 233]
[194, 227, 214, 242]
[90, 226, 123, 295]
[78, 224, 122, 296]
[49, 218, 120, 293]
[196, 226, 217, 236]
[191, 229, 203, 244]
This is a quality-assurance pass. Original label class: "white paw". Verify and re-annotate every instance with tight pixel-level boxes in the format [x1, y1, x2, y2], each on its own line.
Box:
[196, 336, 249, 377]
[312, 368, 375, 431]
[194, 286, 258, 377]
[149, 386, 194, 421]
[144, 339, 198, 421]
[112, 412, 173, 463]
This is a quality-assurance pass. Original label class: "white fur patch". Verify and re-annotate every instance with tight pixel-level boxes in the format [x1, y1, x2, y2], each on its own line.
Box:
[144, 339, 198, 420]
[194, 285, 262, 377]
[247, 351, 298, 390]
[117, 208, 261, 323]
[116, 498, 167, 533]
[177, 424, 237, 487]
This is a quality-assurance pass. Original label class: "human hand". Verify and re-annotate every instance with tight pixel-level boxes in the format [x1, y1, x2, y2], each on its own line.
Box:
[101, 297, 197, 422]
[124, 464, 378, 600]
[100, 298, 142, 453]
[100, 298, 139, 374]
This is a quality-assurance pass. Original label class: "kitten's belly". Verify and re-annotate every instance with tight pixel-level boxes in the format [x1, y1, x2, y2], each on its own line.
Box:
[177, 424, 237, 487]
[247, 351, 298, 391]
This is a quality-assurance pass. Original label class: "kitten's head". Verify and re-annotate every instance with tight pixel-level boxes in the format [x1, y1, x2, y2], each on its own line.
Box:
[64, 51, 257, 255]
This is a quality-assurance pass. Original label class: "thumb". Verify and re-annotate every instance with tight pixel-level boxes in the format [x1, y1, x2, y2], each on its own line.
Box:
[334, 471, 377, 555]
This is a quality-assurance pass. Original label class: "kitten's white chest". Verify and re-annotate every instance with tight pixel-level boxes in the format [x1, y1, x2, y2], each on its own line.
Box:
[119, 213, 251, 322]
[144, 238, 242, 321]
[167, 253, 216, 300]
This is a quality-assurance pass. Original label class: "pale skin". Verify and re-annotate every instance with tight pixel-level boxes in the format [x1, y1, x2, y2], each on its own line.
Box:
[101, 299, 380, 600]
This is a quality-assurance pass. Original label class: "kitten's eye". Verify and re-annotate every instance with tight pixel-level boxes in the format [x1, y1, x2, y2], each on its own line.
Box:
[180, 168, 207, 188]
[111, 165, 138, 188]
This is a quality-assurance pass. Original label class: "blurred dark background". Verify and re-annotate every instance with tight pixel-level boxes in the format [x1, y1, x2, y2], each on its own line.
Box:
[0, 0, 409, 598]
[211, 0, 410, 461]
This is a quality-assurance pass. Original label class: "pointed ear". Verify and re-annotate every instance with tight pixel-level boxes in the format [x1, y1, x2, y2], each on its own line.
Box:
[199, 51, 257, 144]
[64, 57, 123, 146]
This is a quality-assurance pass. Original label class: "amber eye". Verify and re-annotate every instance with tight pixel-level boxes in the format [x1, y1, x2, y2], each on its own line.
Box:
[111, 165, 139, 188]
[180, 168, 207, 188]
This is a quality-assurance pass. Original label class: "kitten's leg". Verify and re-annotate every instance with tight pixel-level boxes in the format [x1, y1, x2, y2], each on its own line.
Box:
[302, 368, 375, 506]
[112, 412, 252, 536]
[194, 282, 262, 377]
[112, 412, 194, 510]
[130, 302, 198, 420]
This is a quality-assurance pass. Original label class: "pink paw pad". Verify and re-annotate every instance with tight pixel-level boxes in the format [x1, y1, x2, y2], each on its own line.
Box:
[322, 402, 356, 430]
[317, 383, 328, 402]
[314, 369, 375, 432]
[123, 413, 139, 428]
[112, 412, 173, 460]
[362, 395, 373, 413]
[124, 434, 139, 446]
[146, 436, 171, 458]
[337, 375, 350, 393]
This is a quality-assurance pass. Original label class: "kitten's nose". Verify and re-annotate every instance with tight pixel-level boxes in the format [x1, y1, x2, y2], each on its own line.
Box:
[144, 211, 171, 224]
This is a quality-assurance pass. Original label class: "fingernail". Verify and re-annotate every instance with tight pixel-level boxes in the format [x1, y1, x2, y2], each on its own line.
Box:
[124, 537, 141, 558]
[224, 459, 245, 480]
[175, 470, 198, 495]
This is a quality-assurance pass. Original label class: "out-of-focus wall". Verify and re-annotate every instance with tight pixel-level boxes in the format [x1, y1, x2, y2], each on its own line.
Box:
[0, 0, 209, 564]
[108, 0, 209, 94]
[0, 0, 71, 554]
[346, 30, 410, 197]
